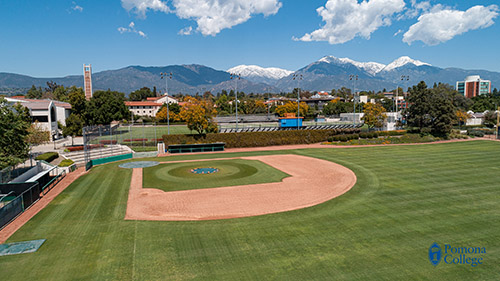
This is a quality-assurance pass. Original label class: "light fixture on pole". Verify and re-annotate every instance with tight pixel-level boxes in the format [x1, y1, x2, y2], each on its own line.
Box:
[292, 73, 303, 130]
[160, 72, 173, 135]
[349, 74, 358, 126]
[230, 73, 240, 130]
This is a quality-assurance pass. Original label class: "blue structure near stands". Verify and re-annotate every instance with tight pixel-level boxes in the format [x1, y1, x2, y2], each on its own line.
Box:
[279, 117, 303, 128]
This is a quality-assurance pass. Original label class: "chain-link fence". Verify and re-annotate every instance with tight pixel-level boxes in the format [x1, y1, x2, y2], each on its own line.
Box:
[82, 123, 194, 168]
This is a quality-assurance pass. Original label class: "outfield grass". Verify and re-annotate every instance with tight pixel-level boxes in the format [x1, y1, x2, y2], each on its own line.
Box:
[143, 159, 290, 192]
[1, 141, 499, 280]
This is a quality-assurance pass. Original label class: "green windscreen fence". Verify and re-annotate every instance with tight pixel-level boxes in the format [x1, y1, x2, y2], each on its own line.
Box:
[89, 153, 133, 167]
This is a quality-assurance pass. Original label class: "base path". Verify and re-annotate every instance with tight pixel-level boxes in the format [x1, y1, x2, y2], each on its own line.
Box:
[125, 155, 356, 221]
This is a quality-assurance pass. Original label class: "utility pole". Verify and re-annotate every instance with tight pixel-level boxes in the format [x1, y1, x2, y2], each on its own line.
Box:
[401, 75, 410, 126]
[292, 73, 303, 130]
[230, 73, 241, 130]
[349, 74, 358, 126]
[497, 106, 500, 140]
[160, 72, 173, 135]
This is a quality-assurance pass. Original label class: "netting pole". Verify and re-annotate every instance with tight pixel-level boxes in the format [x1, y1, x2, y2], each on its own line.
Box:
[154, 122, 157, 147]
[99, 126, 103, 159]
[83, 126, 88, 165]
[142, 123, 145, 149]
[110, 124, 113, 156]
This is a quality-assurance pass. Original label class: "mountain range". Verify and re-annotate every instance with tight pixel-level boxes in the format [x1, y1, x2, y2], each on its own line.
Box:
[1, 56, 499, 96]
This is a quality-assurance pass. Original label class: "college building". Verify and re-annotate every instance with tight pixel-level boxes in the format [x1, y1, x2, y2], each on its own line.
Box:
[125, 94, 178, 118]
[5, 96, 72, 139]
[456, 75, 491, 98]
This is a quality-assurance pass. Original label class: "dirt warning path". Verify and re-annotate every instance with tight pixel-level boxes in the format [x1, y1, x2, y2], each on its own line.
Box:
[125, 154, 356, 221]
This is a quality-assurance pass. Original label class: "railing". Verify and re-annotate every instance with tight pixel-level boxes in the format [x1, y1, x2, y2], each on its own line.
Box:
[42, 170, 66, 195]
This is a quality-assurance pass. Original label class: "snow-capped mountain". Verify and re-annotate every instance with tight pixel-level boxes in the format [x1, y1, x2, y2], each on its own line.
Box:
[318, 56, 386, 75]
[381, 56, 431, 72]
[227, 65, 293, 84]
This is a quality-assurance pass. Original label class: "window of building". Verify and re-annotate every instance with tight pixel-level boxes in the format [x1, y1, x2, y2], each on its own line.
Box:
[50, 107, 56, 122]
[32, 115, 49, 122]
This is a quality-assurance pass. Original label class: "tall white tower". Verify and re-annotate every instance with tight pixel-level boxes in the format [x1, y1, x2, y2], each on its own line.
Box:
[83, 64, 93, 100]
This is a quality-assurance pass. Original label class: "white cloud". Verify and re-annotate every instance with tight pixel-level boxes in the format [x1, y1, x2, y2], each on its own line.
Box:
[400, 0, 431, 19]
[297, 0, 406, 44]
[69, 2, 83, 13]
[172, 0, 282, 36]
[403, 5, 499, 45]
[118, 21, 148, 38]
[121, 0, 282, 36]
[121, 0, 170, 18]
[178, 26, 193, 36]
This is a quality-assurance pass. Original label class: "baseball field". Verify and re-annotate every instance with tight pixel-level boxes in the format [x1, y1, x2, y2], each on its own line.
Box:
[0, 140, 499, 280]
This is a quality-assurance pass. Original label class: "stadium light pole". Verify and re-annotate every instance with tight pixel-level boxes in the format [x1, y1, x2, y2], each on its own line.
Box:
[292, 73, 303, 130]
[230, 73, 240, 130]
[401, 75, 410, 127]
[349, 74, 358, 126]
[160, 72, 173, 135]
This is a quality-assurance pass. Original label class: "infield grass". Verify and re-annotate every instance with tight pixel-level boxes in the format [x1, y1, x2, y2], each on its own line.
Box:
[143, 159, 290, 192]
[0, 140, 499, 280]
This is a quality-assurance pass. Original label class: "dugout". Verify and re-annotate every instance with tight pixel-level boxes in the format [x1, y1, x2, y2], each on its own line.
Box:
[0, 182, 41, 229]
[167, 143, 225, 154]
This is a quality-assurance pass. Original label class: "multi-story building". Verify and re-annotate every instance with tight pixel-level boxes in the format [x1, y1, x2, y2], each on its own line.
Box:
[456, 75, 491, 98]
[125, 94, 178, 118]
[5, 97, 72, 139]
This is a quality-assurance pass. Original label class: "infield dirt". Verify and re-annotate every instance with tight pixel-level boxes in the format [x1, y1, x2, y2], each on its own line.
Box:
[125, 154, 356, 221]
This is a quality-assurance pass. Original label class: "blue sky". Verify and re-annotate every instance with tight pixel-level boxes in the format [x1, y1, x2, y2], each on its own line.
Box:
[0, 0, 499, 77]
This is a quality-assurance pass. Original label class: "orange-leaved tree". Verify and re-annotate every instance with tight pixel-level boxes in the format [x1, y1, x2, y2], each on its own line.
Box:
[361, 103, 387, 129]
[455, 110, 470, 127]
[275, 101, 309, 117]
[179, 97, 218, 135]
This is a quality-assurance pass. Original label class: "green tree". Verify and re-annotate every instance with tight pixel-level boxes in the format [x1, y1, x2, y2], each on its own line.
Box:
[215, 94, 231, 113]
[129, 87, 155, 101]
[483, 111, 498, 128]
[361, 103, 387, 129]
[86, 90, 129, 125]
[406, 81, 455, 137]
[0, 98, 31, 169]
[322, 99, 353, 115]
[53, 86, 69, 102]
[63, 114, 84, 145]
[380, 97, 394, 112]
[26, 85, 43, 99]
[68, 86, 87, 117]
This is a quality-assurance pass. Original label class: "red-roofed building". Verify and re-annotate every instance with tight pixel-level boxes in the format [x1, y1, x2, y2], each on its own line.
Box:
[125, 94, 178, 117]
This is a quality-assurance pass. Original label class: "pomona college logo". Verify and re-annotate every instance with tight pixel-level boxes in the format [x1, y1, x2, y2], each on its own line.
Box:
[428, 242, 486, 267]
[429, 242, 442, 266]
